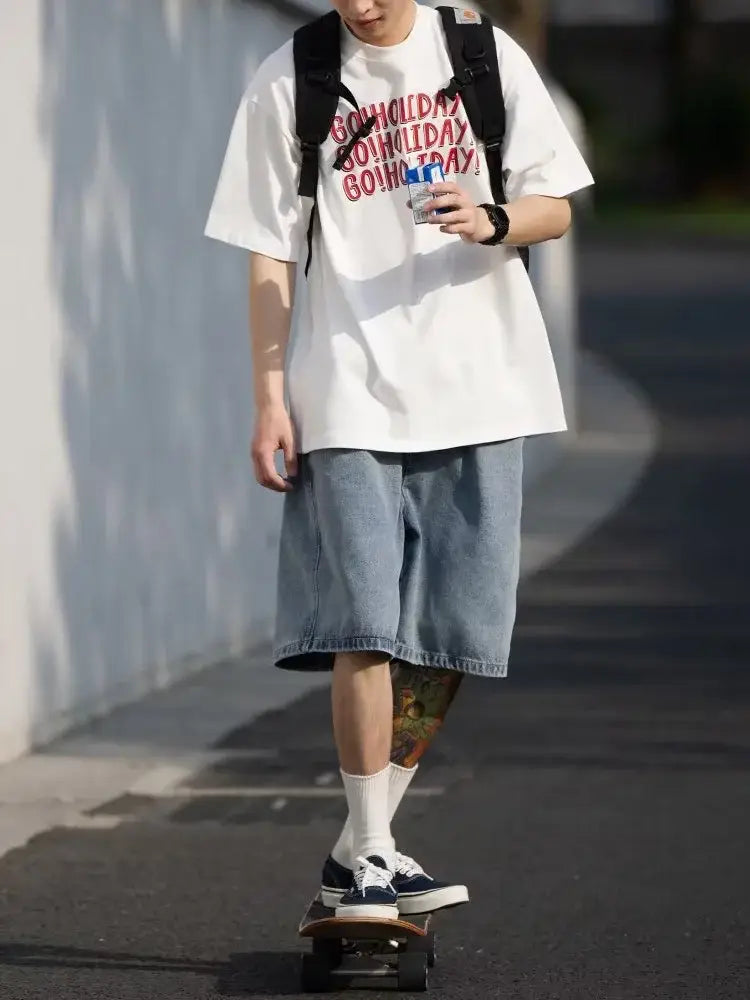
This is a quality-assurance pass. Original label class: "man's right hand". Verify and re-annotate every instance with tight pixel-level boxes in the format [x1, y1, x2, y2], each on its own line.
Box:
[251, 405, 298, 492]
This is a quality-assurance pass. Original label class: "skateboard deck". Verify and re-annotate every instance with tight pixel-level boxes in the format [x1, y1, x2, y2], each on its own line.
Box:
[298, 895, 435, 992]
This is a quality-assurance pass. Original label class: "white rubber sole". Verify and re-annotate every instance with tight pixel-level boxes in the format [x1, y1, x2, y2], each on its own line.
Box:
[334, 901, 400, 920]
[396, 883, 470, 915]
[320, 887, 346, 909]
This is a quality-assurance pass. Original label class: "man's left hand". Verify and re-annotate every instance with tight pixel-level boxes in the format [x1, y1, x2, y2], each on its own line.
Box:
[423, 181, 494, 243]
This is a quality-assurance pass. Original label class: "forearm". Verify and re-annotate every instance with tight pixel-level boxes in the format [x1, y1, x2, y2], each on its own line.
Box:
[249, 252, 297, 411]
[480, 194, 572, 247]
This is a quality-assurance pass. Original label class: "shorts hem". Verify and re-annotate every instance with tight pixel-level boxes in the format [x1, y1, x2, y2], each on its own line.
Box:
[273, 635, 508, 679]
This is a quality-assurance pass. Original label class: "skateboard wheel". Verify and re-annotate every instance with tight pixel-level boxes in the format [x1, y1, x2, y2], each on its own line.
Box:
[398, 951, 428, 991]
[301, 953, 333, 992]
[405, 931, 437, 967]
[425, 931, 437, 967]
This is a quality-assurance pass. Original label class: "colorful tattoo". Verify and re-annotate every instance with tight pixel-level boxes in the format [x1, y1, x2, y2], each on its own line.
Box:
[390, 663, 463, 768]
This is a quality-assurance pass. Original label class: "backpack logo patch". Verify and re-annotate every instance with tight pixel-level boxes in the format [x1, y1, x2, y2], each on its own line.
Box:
[454, 8, 480, 24]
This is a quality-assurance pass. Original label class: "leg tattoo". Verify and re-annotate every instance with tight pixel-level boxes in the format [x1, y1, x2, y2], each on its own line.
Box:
[390, 663, 463, 768]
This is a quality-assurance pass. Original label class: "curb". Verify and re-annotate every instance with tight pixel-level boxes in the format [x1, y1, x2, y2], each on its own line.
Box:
[0, 350, 658, 861]
[521, 349, 658, 579]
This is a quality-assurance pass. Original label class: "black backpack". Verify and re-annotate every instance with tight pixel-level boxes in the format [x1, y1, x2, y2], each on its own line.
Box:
[293, 5, 529, 276]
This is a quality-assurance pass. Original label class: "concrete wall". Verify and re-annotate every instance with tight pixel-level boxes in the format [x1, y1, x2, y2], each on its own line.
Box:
[0, 0, 581, 765]
[0, 0, 302, 764]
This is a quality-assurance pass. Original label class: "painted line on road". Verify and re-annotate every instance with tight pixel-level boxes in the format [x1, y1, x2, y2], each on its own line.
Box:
[126, 749, 282, 797]
[128, 763, 202, 797]
[140, 786, 446, 799]
[62, 815, 123, 830]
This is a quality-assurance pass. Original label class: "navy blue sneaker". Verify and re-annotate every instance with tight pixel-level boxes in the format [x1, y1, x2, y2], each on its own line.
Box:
[334, 855, 399, 920]
[392, 852, 470, 915]
[320, 854, 354, 909]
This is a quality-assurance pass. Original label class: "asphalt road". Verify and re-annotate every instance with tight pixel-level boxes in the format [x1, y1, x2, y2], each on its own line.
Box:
[1, 236, 749, 999]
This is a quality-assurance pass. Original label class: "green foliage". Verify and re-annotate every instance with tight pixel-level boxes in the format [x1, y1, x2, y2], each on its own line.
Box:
[667, 71, 750, 197]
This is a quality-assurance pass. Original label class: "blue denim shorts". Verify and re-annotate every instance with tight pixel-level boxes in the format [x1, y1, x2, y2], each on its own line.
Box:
[273, 438, 524, 678]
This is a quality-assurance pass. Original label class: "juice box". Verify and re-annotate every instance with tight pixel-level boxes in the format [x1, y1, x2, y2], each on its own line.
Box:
[407, 160, 447, 225]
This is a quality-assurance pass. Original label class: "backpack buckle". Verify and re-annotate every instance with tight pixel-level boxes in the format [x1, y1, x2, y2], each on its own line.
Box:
[440, 63, 490, 99]
[465, 63, 490, 82]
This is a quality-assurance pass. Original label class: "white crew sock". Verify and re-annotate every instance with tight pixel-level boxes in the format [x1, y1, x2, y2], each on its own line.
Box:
[339, 763, 395, 871]
[332, 762, 418, 869]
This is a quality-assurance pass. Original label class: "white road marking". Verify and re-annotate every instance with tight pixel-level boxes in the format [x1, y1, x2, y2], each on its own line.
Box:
[314, 771, 338, 786]
[145, 786, 445, 799]
[127, 764, 197, 796]
[126, 749, 280, 797]
[61, 815, 123, 830]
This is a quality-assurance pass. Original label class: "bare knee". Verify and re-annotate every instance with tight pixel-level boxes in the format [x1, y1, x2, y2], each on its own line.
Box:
[334, 650, 392, 673]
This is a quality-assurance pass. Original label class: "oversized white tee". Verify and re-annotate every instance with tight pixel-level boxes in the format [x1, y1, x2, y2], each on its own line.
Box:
[205, 2, 594, 453]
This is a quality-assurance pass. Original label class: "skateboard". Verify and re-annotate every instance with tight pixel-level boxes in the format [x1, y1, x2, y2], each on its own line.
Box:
[298, 895, 435, 992]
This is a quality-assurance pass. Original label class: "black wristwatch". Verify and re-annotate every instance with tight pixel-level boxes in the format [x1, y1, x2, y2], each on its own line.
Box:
[478, 203, 510, 246]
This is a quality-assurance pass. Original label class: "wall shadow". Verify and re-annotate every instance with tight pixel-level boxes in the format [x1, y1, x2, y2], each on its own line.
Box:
[32, 0, 303, 744]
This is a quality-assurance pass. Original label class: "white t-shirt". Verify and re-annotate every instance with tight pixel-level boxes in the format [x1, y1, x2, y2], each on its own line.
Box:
[205, 2, 594, 453]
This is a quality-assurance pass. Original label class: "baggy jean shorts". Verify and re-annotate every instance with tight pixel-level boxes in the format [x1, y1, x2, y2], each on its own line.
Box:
[273, 437, 524, 678]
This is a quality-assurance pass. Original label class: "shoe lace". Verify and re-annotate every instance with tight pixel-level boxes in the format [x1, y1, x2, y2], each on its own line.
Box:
[394, 852, 426, 878]
[353, 857, 393, 893]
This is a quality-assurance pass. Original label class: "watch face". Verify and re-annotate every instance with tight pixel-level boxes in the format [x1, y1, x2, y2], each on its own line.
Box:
[494, 206, 510, 240]
[482, 204, 509, 244]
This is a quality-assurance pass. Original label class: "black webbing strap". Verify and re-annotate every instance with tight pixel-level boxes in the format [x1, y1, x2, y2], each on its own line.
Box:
[293, 12, 376, 277]
[294, 12, 341, 199]
[437, 6, 530, 271]
[334, 112, 377, 171]
[294, 12, 343, 277]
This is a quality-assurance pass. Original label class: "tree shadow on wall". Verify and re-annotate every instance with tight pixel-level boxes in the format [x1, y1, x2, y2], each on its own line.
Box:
[33, 1, 301, 742]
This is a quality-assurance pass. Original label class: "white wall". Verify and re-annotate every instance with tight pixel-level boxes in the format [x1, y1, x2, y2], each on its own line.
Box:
[0, 0, 306, 763]
[0, 0, 580, 765]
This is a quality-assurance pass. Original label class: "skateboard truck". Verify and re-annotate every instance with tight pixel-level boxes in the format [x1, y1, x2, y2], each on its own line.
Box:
[299, 895, 436, 992]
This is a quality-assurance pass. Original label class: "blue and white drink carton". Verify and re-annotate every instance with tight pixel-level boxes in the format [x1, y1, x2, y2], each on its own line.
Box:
[407, 160, 446, 225]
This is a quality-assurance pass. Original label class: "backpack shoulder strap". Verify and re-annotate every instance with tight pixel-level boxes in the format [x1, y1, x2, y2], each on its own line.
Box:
[436, 6, 530, 270]
[437, 6, 506, 202]
[293, 11, 342, 199]
[293, 11, 342, 276]
[293, 12, 376, 276]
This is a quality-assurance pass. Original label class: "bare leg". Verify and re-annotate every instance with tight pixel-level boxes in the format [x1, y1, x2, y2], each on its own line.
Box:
[332, 650, 395, 868]
[329, 661, 463, 868]
[332, 650, 393, 775]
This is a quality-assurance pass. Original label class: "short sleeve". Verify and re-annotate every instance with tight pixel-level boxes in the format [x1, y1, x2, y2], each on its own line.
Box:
[496, 32, 595, 203]
[204, 94, 305, 262]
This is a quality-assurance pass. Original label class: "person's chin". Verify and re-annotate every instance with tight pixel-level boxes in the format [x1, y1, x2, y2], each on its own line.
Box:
[351, 17, 384, 39]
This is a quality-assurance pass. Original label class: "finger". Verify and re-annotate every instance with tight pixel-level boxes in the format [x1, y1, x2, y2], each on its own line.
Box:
[428, 209, 470, 225]
[439, 223, 472, 235]
[423, 200, 456, 216]
[424, 192, 465, 212]
[427, 181, 460, 196]
[282, 435, 299, 479]
[253, 447, 292, 493]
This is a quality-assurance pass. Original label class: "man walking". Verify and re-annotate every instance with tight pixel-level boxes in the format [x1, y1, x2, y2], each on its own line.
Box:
[205, 0, 593, 920]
